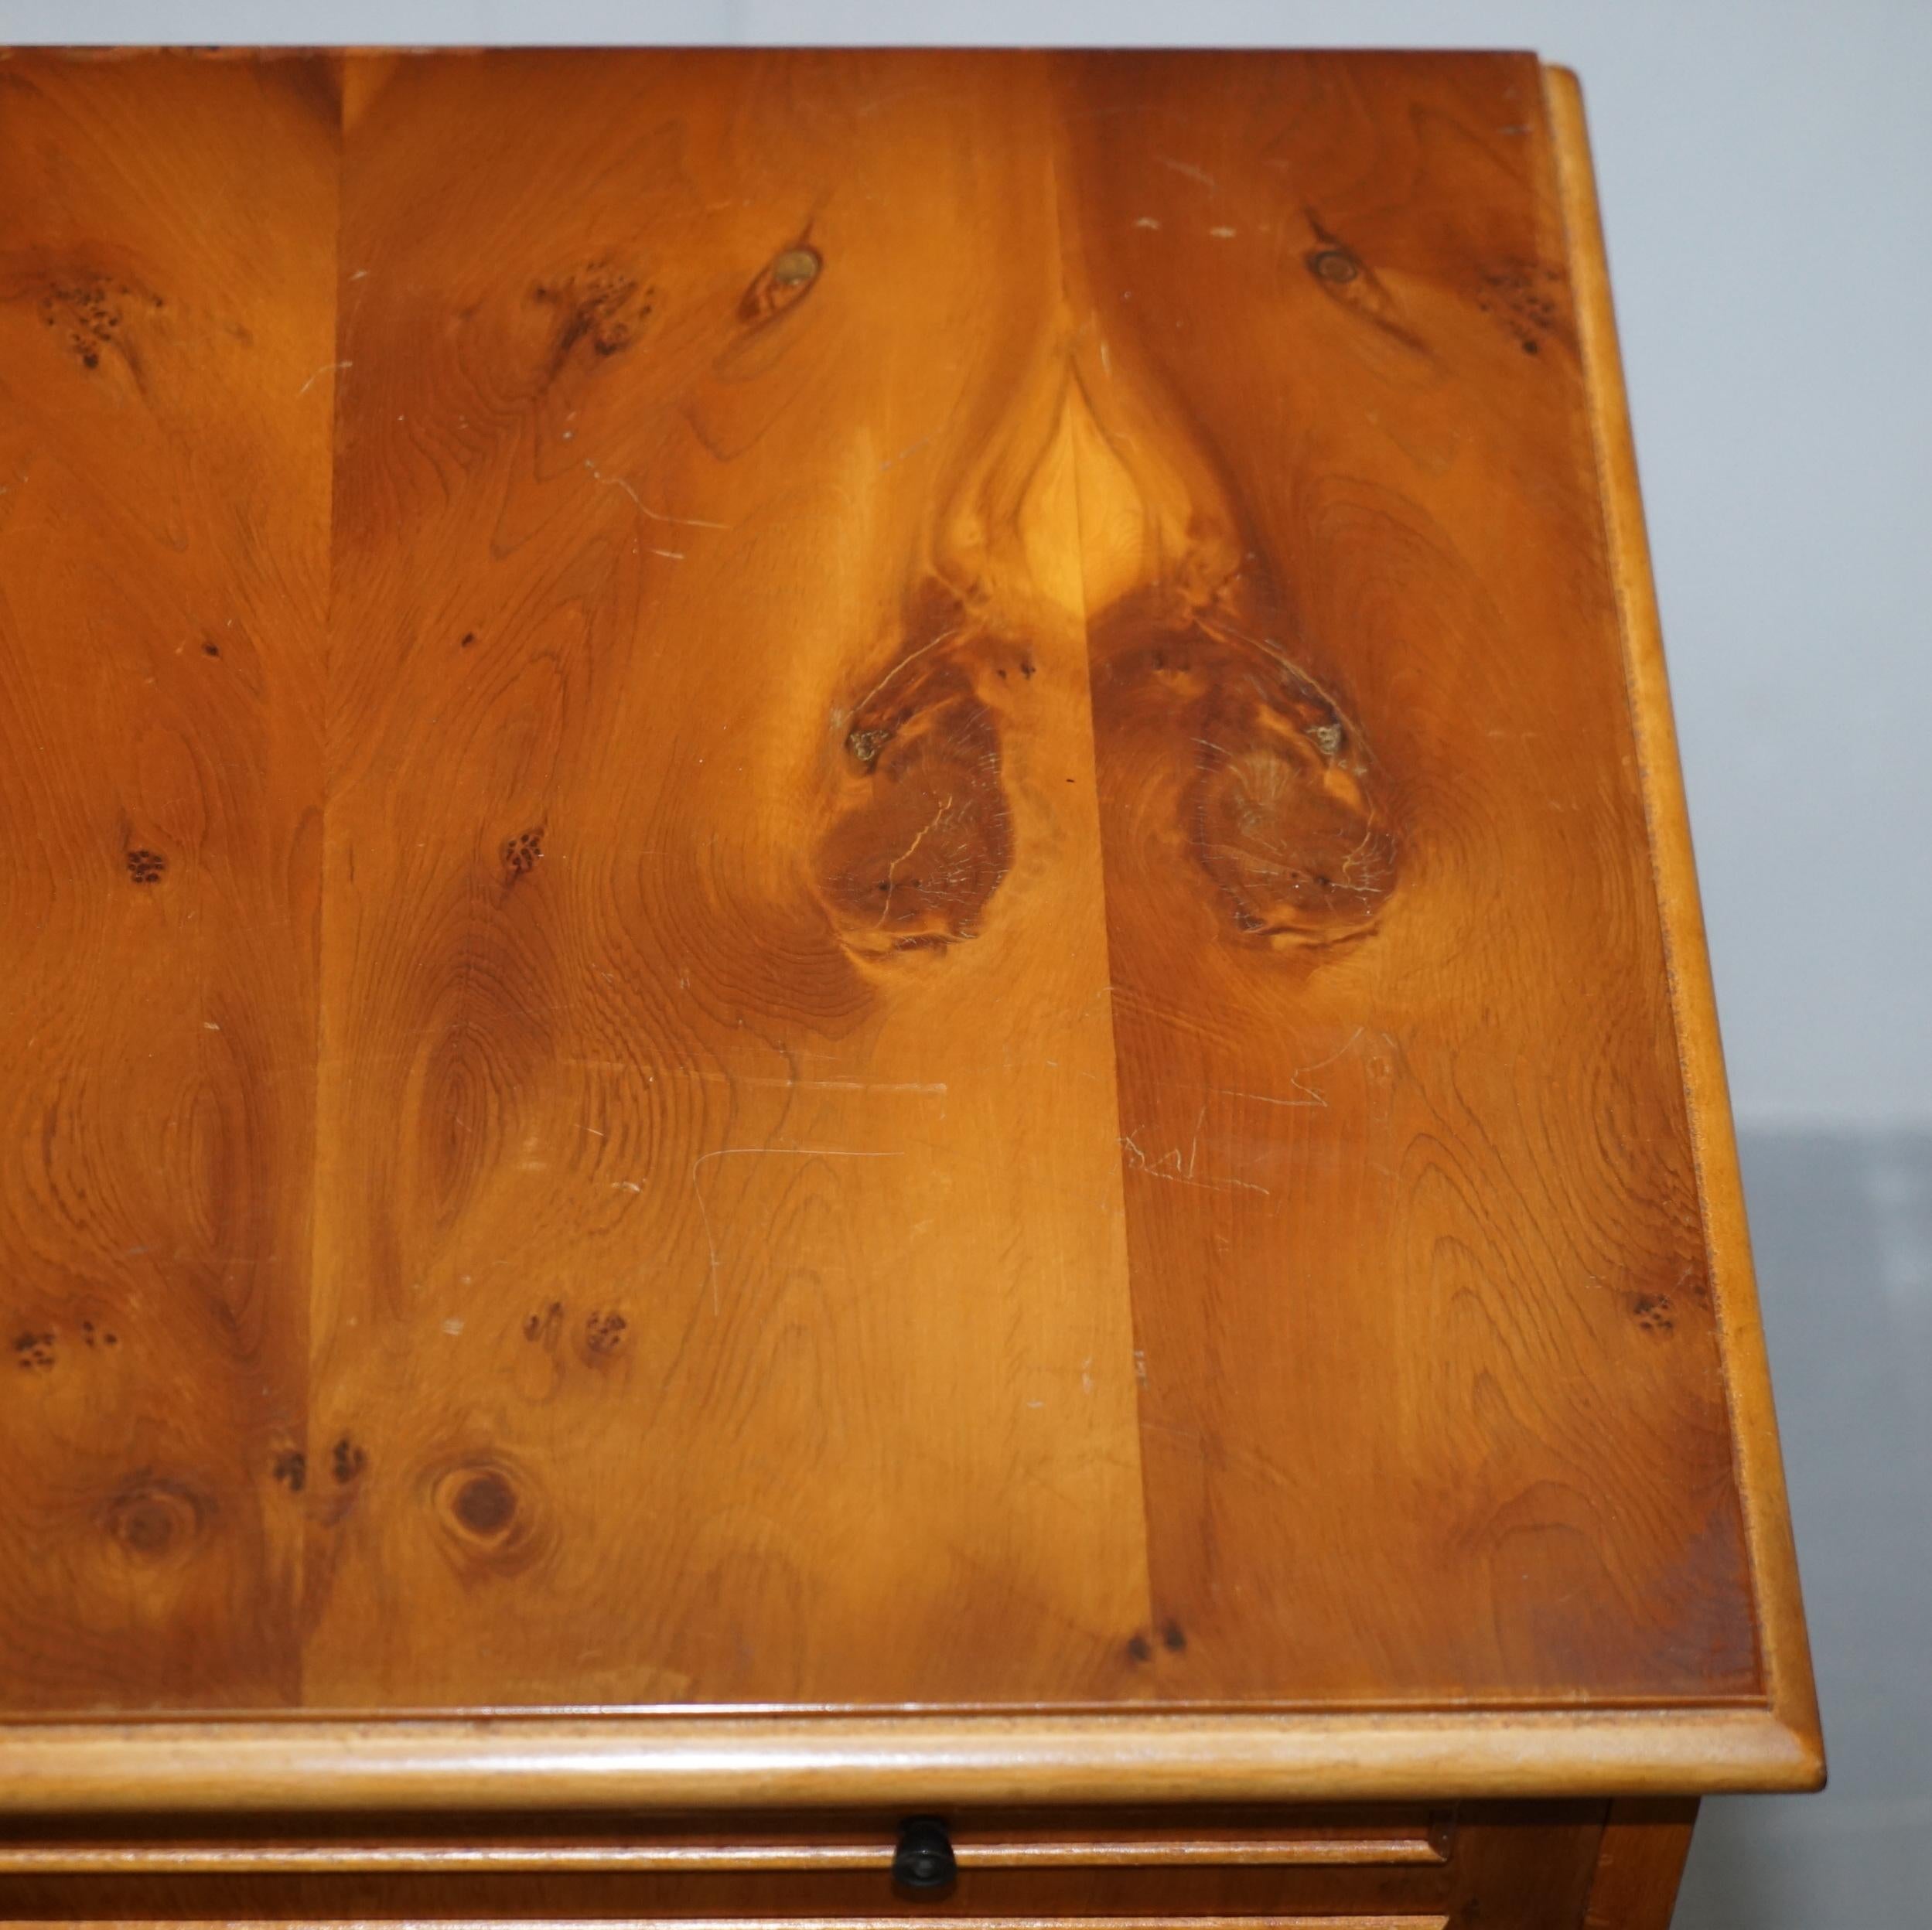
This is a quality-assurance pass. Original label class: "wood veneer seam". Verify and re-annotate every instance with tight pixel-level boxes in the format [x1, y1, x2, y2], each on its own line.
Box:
[1043, 63, 1166, 1697]
[292, 44, 352, 1722]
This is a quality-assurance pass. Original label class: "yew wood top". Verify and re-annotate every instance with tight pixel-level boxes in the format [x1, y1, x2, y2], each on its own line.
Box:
[0, 46, 1816, 1789]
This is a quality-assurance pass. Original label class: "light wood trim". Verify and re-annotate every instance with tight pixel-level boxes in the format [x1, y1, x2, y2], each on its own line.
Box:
[0, 1818, 1447, 1875]
[1544, 63, 1824, 1787]
[0, 1922, 1448, 1930]
[0, 1844, 1447, 1876]
[0, 1843, 876, 1877]
[0, 1707, 1820, 1813]
[960, 1836, 1447, 1870]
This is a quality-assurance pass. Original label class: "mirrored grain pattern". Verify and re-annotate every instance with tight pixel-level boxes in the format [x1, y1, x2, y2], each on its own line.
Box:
[0, 48, 1769, 1730]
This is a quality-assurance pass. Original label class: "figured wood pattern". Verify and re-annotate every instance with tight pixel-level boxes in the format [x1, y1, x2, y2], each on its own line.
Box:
[305, 49, 1145, 1710]
[1063, 52, 1754, 1703]
[1, 48, 1766, 1722]
[0, 53, 336, 1710]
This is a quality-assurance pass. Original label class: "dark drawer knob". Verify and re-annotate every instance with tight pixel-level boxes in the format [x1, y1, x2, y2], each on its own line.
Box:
[893, 1816, 957, 1895]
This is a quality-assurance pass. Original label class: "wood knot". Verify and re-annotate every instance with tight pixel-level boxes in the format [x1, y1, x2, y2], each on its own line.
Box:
[1475, 259, 1566, 357]
[35, 270, 144, 372]
[580, 1308, 628, 1361]
[741, 241, 823, 325]
[451, 1469, 517, 1536]
[1092, 594, 1398, 948]
[102, 1477, 210, 1562]
[530, 261, 652, 382]
[1306, 245, 1359, 284]
[1127, 1621, 1187, 1664]
[428, 1456, 550, 1576]
[1298, 219, 1428, 355]
[1194, 730, 1396, 943]
[502, 827, 544, 878]
[770, 247, 821, 288]
[1630, 1293, 1677, 1335]
[126, 848, 166, 885]
[13, 1329, 56, 1372]
[814, 592, 1015, 957]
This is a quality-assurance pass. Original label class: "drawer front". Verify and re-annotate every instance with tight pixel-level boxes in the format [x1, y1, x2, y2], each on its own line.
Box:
[0, 1804, 1606, 1930]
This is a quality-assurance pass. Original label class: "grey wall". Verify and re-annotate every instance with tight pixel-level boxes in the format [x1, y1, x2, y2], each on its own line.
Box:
[1680, 1127, 1932, 1928]
[5, 5, 1927, 1925]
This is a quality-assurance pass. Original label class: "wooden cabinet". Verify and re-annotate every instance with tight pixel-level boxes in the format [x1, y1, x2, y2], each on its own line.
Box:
[0, 45, 1819, 1930]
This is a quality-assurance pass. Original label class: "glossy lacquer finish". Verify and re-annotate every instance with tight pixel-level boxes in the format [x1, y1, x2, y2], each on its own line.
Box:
[0, 47, 1815, 1802]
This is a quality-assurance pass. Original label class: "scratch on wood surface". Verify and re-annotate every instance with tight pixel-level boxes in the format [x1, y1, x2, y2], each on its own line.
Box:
[1212, 1028, 1368, 1109]
[691, 1147, 905, 1312]
[1285, 1026, 1367, 1106]
[845, 628, 960, 725]
[565, 1060, 947, 1096]
[297, 359, 351, 394]
[726, 1082, 947, 1097]
[1120, 1133, 1272, 1199]
[581, 458, 729, 529]
[1160, 155, 1218, 189]
[875, 793, 954, 929]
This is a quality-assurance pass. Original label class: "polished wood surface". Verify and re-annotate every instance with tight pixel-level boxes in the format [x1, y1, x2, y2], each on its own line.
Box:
[0, 46, 1815, 1806]
[0, 49, 334, 1712]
